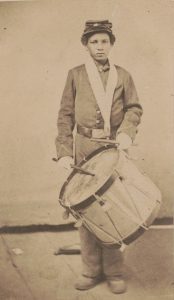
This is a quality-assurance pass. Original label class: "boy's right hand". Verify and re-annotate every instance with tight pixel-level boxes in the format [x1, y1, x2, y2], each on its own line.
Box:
[57, 156, 74, 171]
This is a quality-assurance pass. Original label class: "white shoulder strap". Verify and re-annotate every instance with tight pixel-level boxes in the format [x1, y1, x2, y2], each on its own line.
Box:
[85, 56, 118, 136]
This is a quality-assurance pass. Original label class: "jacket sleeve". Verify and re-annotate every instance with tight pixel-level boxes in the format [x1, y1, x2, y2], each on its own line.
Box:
[117, 72, 143, 140]
[55, 70, 76, 159]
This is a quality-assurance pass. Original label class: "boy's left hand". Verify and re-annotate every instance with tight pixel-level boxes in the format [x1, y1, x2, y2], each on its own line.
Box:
[116, 133, 132, 150]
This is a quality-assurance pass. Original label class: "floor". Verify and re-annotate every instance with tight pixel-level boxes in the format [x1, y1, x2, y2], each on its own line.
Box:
[0, 226, 173, 300]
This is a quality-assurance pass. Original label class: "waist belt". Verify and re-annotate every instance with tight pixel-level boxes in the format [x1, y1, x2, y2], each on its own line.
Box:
[77, 124, 116, 139]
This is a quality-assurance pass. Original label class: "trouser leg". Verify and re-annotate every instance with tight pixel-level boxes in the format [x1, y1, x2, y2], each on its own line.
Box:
[102, 246, 124, 279]
[78, 226, 102, 278]
[79, 226, 123, 278]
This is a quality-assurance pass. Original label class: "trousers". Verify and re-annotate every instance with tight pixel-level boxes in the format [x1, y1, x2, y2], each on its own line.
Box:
[79, 226, 123, 279]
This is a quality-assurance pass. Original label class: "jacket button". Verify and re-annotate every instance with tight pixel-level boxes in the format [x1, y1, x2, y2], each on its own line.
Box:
[96, 120, 100, 124]
[96, 110, 101, 114]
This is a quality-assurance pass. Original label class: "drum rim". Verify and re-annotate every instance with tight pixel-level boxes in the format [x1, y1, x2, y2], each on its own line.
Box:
[59, 144, 119, 209]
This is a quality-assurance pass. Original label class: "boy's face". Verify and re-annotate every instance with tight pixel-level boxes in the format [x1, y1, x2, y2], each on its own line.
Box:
[86, 32, 112, 63]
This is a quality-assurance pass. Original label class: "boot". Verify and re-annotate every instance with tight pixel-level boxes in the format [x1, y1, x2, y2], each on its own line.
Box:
[107, 276, 127, 294]
[74, 274, 103, 290]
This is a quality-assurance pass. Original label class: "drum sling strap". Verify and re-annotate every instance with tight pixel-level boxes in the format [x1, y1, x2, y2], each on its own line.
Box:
[85, 56, 118, 137]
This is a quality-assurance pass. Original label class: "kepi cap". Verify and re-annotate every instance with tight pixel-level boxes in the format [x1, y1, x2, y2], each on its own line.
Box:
[81, 19, 116, 45]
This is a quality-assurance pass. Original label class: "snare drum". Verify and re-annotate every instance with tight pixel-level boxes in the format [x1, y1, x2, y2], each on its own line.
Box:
[59, 145, 161, 248]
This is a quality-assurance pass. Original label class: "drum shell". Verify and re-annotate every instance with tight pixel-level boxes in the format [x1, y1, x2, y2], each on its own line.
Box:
[59, 147, 162, 248]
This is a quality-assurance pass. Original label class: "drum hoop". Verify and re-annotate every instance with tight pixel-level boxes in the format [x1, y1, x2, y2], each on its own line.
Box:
[123, 226, 146, 245]
[59, 144, 118, 208]
[61, 172, 118, 210]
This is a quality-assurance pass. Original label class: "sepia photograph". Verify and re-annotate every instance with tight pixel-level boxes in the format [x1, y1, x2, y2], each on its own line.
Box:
[0, 0, 173, 299]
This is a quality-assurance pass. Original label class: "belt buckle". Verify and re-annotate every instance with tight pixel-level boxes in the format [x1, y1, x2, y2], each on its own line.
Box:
[92, 129, 106, 139]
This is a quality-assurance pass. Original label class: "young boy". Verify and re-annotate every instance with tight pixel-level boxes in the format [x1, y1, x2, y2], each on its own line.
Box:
[55, 20, 143, 294]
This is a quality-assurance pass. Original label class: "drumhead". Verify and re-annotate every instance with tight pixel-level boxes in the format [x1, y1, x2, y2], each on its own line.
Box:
[59, 146, 119, 207]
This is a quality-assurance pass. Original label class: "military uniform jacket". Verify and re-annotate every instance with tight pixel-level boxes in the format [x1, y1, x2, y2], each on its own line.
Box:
[55, 64, 143, 162]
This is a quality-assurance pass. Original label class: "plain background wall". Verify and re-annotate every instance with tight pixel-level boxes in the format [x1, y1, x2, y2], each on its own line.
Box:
[0, 0, 173, 220]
